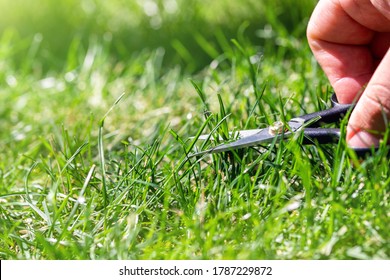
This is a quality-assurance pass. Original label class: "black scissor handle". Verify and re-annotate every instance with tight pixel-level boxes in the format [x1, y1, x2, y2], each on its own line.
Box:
[330, 93, 345, 108]
[330, 94, 383, 156]
[301, 127, 382, 157]
[296, 94, 382, 156]
[296, 94, 354, 127]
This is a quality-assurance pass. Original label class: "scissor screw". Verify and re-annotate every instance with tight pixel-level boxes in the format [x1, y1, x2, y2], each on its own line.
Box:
[269, 121, 285, 135]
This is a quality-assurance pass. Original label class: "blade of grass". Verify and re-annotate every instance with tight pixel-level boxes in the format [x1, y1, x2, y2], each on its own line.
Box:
[98, 92, 126, 208]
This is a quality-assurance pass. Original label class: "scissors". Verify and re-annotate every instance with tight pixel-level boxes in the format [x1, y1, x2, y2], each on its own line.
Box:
[191, 94, 375, 157]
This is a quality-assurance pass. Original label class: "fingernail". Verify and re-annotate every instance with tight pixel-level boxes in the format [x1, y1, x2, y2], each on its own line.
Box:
[348, 130, 380, 148]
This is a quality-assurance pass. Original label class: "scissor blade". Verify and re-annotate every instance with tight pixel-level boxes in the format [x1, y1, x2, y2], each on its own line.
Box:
[196, 129, 263, 140]
[191, 119, 305, 157]
[192, 129, 293, 156]
[210, 129, 291, 152]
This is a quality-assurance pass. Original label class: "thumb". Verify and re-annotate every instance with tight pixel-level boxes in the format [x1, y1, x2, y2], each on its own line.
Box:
[347, 48, 390, 147]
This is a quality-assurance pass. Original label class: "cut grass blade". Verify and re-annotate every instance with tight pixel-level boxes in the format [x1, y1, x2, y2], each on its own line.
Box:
[98, 92, 126, 208]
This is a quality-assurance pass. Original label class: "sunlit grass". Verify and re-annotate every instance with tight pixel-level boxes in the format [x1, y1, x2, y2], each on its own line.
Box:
[1, 0, 390, 260]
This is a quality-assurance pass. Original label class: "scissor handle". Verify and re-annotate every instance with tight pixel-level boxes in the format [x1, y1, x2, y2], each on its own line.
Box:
[301, 127, 381, 157]
[296, 94, 354, 127]
[302, 128, 340, 144]
[330, 93, 345, 108]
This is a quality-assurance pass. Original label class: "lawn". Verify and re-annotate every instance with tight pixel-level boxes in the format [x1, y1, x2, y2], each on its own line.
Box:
[0, 0, 389, 260]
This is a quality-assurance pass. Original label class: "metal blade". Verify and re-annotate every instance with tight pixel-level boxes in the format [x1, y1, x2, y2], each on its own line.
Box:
[206, 128, 290, 153]
[196, 129, 262, 140]
[190, 118, 306, 157]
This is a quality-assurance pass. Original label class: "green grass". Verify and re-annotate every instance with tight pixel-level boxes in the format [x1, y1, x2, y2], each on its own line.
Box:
[1, 0, 390, 260]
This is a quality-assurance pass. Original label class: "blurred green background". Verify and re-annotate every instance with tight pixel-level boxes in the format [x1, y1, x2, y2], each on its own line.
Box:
[0, 0, 316, 73]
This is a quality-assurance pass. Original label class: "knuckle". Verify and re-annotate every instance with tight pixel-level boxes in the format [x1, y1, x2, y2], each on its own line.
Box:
[350, 85, 390, 132]
[371, 0, 390, 20]
[365, 83, 390, 114]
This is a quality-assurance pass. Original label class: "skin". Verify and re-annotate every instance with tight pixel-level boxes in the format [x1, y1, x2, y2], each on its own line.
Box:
[307, 0, 390, 147]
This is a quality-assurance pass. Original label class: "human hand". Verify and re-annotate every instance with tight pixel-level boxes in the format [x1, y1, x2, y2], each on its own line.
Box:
[307, 0, 390, 148]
